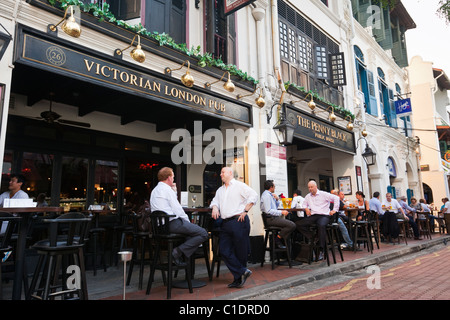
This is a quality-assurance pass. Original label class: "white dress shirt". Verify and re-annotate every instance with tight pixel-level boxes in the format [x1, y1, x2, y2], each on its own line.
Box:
[381, 199, 402, 213]
[150, 181, 189, 222]
[291, 195, 305, 209]
[0, 190, 29, 207]
[210, 179, 258, 219]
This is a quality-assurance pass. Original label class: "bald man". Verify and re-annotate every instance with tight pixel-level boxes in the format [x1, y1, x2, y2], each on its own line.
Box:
[295, 181, 339, 260]
[210, 167, 258, 288]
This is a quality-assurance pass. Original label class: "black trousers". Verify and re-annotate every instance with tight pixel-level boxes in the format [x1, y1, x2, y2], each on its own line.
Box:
[295, 214, 331, 249]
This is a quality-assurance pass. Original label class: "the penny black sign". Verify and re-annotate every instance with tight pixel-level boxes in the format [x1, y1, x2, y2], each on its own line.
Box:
[285, 104, 356, 154]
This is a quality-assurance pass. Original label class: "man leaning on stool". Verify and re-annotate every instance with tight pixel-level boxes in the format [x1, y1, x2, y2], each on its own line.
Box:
[210, 167, 258, 289]
[260, 180, 296, 248]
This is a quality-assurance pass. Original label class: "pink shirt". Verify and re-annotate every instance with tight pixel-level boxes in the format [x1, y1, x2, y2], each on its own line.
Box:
[303, 190, 339, 216]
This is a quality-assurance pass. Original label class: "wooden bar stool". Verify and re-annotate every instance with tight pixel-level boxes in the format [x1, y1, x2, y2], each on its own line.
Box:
[26, 212, 91, 300]
[146, 211, 193, 300]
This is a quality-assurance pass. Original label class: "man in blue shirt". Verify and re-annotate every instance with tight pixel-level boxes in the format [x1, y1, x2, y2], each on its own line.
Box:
[369, 192, 383, 215]
[260, 180, 296, 248]
[398, 196, 421, 240]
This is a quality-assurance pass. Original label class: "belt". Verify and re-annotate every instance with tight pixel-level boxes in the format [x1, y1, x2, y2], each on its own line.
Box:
[222, 215, 241, 223]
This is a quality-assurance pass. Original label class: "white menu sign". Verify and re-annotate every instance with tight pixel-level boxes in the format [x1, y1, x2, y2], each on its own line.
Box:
[264, 143, 289, 197]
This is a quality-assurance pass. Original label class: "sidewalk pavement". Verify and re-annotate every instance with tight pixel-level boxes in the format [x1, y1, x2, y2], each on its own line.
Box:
[89, 233, 450, 301]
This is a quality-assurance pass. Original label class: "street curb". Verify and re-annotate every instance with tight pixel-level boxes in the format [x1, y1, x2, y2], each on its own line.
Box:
[212, 236, 450, 300]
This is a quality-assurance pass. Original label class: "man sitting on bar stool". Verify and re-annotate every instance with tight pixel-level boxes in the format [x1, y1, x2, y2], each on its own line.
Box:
[260, 180, 296, 249]
[295, 181, 340, 261]
[150, 167, 208, 266]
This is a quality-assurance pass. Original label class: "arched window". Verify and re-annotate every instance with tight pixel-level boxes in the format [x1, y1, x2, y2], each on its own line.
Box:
[354, 45, 364, 63]
[377, 67, 386, 81]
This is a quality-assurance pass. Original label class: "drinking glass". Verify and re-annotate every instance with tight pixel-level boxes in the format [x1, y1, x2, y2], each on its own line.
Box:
[191, 194, 197, 208]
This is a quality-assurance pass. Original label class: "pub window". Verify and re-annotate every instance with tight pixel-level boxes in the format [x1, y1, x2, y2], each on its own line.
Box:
[94, 160, 119, 209]
[354, 45, 377, 116]
[278, 0, 345, 98]
[60, 156, 88, 211]
[205, 0, 237, 64]
[315, 46, 328, 79]
[144, 0, 186, 44]
[109, 0, 141, 21]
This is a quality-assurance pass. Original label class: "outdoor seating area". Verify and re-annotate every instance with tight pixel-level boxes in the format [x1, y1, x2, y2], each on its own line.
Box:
[0, 204, 448, 300]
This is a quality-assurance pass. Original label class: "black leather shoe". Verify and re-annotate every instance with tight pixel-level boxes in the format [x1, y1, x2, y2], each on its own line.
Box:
[227, 279, 241, 288]
[171, 251, 186, 266]
[237, 269, 252, 288]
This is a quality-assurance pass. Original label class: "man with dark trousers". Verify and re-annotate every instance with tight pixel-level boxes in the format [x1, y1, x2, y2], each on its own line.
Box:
[210, 167, 258, 288]
[295, 180, 340, 260]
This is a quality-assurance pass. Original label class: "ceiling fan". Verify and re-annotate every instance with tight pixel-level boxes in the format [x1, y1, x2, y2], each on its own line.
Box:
[35, 94, 91, 128]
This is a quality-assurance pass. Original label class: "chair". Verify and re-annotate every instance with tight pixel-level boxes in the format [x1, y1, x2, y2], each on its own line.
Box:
[351, 211, 373, 253]
[126, 211, 152, 290]
[26, 212, 91, 300]
[146, 211, 192, 299]
[260, 215, 292, 270]
[0, 213, 21, 300]
[416, 213, 432, 240]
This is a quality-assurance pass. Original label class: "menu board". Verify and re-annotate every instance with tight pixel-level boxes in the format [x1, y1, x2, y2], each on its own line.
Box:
[263, 143, 288, 197]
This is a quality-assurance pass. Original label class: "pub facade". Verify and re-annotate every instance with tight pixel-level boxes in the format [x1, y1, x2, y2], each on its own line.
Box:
[0, 0, 422, 239]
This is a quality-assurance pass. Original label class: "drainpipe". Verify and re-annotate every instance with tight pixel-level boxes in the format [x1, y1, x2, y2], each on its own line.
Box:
[252, 6, 266, 86]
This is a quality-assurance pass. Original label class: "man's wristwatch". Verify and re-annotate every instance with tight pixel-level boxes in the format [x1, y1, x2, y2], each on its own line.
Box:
[244, 210, 249, 213]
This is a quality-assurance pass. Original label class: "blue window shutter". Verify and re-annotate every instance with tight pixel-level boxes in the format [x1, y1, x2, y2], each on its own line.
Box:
[388, 89, 397, 128]
[366, 70, 378, 116]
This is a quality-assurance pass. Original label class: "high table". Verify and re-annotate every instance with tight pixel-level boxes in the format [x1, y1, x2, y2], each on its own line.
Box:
[0, 206, 64, 300]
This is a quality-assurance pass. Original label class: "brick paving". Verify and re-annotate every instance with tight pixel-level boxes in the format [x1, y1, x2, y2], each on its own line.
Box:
[289, 244, 450, 300]
[101, 233, 450, 300]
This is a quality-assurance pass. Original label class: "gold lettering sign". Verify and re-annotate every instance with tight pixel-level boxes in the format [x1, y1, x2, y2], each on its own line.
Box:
[19, 33, 251, 125]
[286, 105, 355, 154]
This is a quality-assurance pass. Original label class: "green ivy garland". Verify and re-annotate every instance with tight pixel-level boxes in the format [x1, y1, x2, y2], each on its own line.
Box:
[47, 0, 258, 84]
[284, 81, 355, 120]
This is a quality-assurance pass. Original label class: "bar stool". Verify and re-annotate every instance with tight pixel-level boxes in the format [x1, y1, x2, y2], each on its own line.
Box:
[26, 212, 91, 300]
[396, 219, 408, 245]
[83, 211, 107, 276]
[0, 214, 21, 300]
[209, 227, 222, 280]
[326, 218, 344, 263]
[351, 212, 373, 253]
[146, 211, 192, 300]
[110, 211, 133, 266]
[126, 212, 152, 290]
[417, 213, 432, 240]
[260, 215, 292, 269]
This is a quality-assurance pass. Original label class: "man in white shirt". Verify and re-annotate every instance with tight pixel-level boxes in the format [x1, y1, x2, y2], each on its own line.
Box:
[0, 174, 29, 207]
[290, 189, 305, 218]
[210, 167, 258, 288]
[150, 167, 208, 266]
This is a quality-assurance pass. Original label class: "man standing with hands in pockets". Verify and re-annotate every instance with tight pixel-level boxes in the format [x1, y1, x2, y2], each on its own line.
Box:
[210, 167, 258, 288]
